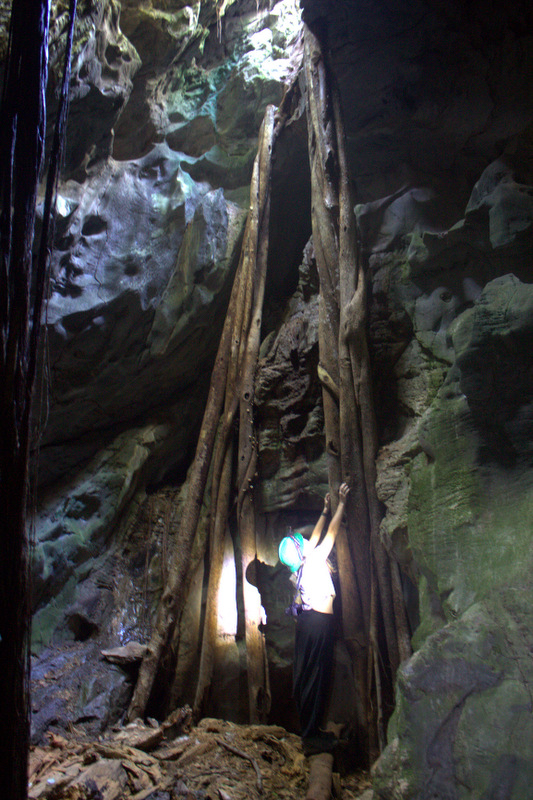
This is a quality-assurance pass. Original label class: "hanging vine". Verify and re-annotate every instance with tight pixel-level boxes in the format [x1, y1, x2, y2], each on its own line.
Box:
[303, 22, 411, 759]
[127, 18, 410, 767]
[127, 84, 299, 723]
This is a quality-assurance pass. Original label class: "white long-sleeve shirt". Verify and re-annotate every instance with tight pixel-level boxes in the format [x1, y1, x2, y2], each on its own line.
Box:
[291, 539, 336, 614]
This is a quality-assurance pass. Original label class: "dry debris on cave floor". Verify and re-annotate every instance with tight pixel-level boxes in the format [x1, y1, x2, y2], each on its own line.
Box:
[28, 708, 371, 800]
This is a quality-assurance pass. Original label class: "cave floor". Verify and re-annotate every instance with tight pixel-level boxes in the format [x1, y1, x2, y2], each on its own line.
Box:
[28, 714, 371, 799]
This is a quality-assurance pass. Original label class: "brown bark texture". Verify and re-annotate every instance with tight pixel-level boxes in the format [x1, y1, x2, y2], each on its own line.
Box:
[303, 22, 412, 759]
[129, 103, 282, 724]
[127, 274, 238, 721]
[305, 753, 335, 800]
[128, 22, 410, 754]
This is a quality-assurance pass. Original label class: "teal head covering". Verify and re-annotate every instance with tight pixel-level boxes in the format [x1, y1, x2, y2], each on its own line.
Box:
[278, 532, 304, 572]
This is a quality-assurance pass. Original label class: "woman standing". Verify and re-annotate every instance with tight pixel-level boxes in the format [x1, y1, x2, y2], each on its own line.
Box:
[279, 482, 350, 755]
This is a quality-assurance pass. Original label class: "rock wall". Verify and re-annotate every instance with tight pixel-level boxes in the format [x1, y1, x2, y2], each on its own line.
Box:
[371, 198, 533, 799]
[29, 0, 307, 739]
[315, 2, 533, 794]
[318, 1, 533, 794]
[31, 0, 302, 632]
[6, 0, 533, 796]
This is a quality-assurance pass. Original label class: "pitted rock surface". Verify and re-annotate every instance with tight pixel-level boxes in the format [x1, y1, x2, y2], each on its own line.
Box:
[13, 1, 533, 795]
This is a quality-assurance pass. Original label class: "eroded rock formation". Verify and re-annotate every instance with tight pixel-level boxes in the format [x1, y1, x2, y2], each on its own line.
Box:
[4, 0, 532, 796]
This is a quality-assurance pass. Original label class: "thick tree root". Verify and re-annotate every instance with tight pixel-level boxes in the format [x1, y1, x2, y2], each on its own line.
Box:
[128, 97, 291, 723]
[303, 21, 412, 759]
[305, 753, 334, 800]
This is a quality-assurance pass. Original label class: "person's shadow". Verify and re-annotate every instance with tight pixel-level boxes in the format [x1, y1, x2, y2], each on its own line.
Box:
[244, 556, 301, 732]
[244, 556, 291, 634]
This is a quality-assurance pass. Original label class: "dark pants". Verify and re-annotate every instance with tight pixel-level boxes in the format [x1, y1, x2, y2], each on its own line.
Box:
[293, 609, 335, 739]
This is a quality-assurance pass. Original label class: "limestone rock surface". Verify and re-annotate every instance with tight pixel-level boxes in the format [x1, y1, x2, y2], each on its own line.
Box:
[374, 587, 533, 800]
[10, 1, 533, 795]
[32, 0, 301, 630]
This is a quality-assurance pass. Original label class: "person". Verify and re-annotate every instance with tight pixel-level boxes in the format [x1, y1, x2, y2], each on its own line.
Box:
[278, 482, 350, 755]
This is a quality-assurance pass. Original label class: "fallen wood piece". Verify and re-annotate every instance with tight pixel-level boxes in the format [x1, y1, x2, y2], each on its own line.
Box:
[31, 758, 128, 800]
[30, 733, 86, 779]
[175, 738, 216, 768]
[94, 742, 159, 767]
[28, 761, 84, 799]
[305, 752, 334, 800]
[40, 757, 85, 779]
[122, 758, 153, 793]
[219, 790, 232, 800]
[111, 706, 191, 753]
[140, 761, 161, 784]
[28, 752, 60, 784]
[101, 642, 148, 664]
[216, 737, 263, 794]
[153, 740, 188, 760]
[77, 758, 128, 800]
[106, 721, 164, 753]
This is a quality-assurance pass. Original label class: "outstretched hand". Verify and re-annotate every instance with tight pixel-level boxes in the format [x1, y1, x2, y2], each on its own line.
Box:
[339, 482, 350, 503]
[323, 492, 331, 513]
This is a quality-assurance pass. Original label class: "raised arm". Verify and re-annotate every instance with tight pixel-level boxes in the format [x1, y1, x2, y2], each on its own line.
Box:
[315, 482, 350, 559]
[308, 492, 331, 549]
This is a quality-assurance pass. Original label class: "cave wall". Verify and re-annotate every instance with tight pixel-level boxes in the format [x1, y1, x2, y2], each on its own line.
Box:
[5, 0, 533, 796]
[307, 1, 533, 796]
[30, 0, 303, 639]
[26, 0, 308, 739]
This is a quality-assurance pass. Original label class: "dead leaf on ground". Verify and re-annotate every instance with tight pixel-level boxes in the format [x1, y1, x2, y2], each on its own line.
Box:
[28, 713, 370, 799]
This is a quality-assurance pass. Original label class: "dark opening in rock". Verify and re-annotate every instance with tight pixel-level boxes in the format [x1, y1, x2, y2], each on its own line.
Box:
[67, 612, 99, 642]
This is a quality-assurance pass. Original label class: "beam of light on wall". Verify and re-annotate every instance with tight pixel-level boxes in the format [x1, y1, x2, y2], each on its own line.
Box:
[217, 531, 238, 636]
